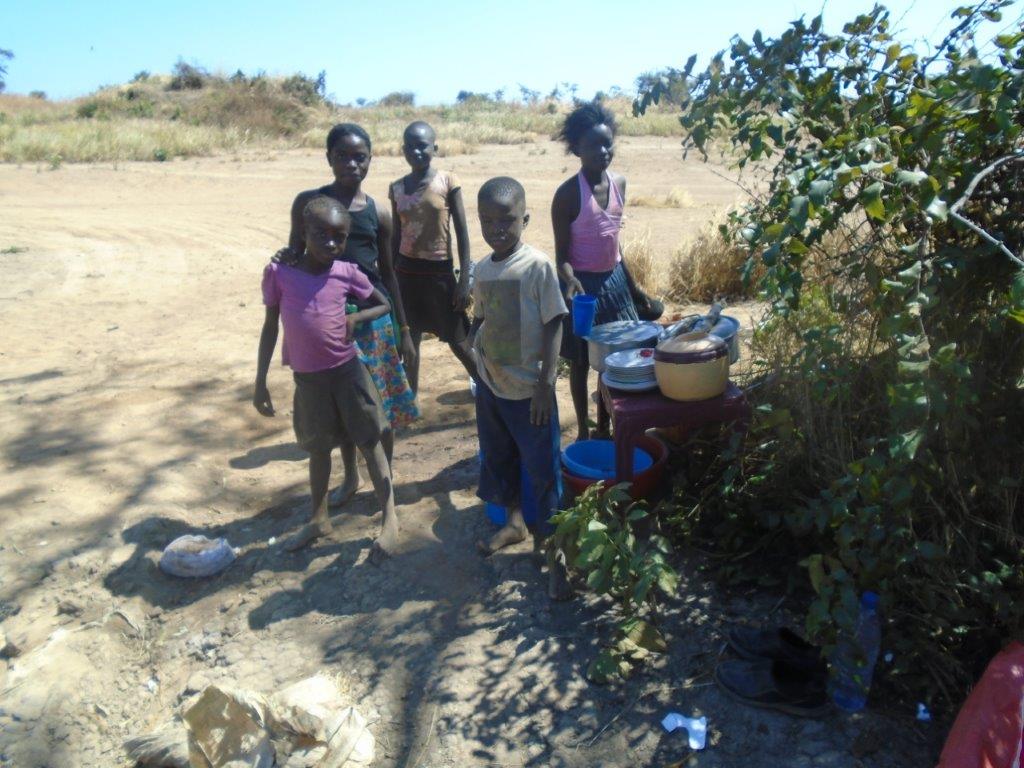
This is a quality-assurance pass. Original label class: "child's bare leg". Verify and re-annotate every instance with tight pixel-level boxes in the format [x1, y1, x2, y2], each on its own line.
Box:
[358, 441, 398, 564]
[381, 428, 394, 472]
[569, 360, 590, 442]
[478, 506, 528, 555]
[448, 338, 478, 382]
[328, 439, 362, 507]
[406, 331, 423, 394]
[286, 449, 332, 550]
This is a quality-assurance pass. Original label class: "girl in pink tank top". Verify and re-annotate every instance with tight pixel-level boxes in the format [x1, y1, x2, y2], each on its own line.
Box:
[552, 102, 662, 441]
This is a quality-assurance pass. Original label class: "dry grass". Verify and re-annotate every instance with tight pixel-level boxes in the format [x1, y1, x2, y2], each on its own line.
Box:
[622, 227, 661, 297]
[0, 119, 250, 163]
[0, 75, 685, 164]
[627, 187, 694, 208]
[665, 220, 755, 303]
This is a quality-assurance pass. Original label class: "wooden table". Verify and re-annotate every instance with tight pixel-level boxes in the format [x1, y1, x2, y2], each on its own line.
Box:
[598, 380, 751, 482]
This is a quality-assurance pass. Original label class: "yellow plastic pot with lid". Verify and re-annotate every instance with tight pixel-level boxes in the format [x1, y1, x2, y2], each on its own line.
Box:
[653, 331, 729, 401]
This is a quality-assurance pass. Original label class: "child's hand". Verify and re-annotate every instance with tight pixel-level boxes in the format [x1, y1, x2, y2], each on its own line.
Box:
[271, 246, 299, 266]
[253, 382, 275, 416]
[530, 381, 555, 426]
[399, 331, 417, 366]
[453, 278, 471, 312]
[564, 276, 585, 300]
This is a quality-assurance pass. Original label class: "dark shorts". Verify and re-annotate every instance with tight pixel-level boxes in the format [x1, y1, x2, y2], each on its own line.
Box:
[559, 261, 639, 364]
[292, 357, 387, 453]
[396, 255, 470, 344]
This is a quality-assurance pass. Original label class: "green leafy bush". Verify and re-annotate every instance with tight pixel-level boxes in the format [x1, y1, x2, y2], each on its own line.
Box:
[637, 1, 1024, 706]
[551, 485, 677, 683]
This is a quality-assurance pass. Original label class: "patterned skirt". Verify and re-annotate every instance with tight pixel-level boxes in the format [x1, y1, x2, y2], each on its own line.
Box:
[352, 314, 420, 429]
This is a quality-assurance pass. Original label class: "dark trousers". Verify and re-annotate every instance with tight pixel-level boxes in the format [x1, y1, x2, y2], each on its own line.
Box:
[475, 379, 562, 534]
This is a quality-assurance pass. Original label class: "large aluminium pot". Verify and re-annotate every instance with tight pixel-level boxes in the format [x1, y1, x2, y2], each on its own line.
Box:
[653, 331, 729, 401]
[586, 320, 662, 373]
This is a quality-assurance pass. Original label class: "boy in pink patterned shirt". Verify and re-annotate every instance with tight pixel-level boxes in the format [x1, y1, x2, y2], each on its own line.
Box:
[254, 196, 399, 562]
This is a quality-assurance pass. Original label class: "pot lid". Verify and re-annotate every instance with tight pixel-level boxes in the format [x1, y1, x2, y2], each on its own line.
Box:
[587, 320, 662, 344]
[655, 331, 728, 363]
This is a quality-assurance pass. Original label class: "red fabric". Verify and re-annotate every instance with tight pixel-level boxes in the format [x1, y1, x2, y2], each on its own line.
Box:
[938, 641, 1024, 768]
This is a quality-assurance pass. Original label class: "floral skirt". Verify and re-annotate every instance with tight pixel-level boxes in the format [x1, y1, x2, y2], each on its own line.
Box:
[353, 314, 419, 429]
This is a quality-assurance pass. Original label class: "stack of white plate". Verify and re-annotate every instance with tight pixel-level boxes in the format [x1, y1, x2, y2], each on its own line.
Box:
[601, 348, 658, 392]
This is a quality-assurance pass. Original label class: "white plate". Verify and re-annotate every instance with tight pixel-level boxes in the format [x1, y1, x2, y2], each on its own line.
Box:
[604, 347, 657, 370]
[601, 371, 659, 392]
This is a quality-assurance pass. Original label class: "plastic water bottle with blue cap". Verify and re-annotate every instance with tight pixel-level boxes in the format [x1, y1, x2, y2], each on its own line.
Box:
[829, 590, 882, 711]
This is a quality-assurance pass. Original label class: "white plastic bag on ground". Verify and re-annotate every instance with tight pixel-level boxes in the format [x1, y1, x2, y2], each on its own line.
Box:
[159, 535, 236, 578]
[183, 685, 274, 768]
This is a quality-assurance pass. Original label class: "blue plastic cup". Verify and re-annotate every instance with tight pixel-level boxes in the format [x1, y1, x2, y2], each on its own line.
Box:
[572, 294, 597, 337]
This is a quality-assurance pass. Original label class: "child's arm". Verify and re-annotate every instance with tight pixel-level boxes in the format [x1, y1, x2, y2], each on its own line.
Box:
[551, 181, 584, 298]
[254, 306, 280, 417]
[377, 201, 417, 364]
[448, 186, 472, 311]
[467, 316, 483, 351]
[346, 287, 391, 338]
[531, 315, 564, 426]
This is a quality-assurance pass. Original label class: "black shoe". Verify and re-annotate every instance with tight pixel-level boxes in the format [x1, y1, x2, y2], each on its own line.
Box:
[715, 658, 830, 718]
[728, 626, 822, 670]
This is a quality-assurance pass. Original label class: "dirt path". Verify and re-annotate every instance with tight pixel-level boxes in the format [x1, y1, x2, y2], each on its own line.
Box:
[0, 141, 933, 767]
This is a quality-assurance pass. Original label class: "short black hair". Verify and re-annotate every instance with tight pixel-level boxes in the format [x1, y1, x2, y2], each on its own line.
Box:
[326, 123, 372, 154]
[403, 120, 436, 143]
[555, 101, 617, 151]
[478, 176, 526, 207]
[302, 196, 351, 228]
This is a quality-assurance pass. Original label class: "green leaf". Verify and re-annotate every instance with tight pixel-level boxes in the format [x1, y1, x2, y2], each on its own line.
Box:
[806, 554, 826, 593]
[861, 182, 886, 220]
[789, 195, 809, 230]
[656, 567, 679, 596]
[625, 620, 668, 654]
[809, 179, 833, 207]
[896, 170, 928, 186]
[926, 198, 948, 221]
[626, 507, 648, 522]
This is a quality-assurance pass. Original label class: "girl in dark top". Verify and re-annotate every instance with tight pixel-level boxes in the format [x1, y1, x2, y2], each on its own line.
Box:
[285, 123, 418, 505]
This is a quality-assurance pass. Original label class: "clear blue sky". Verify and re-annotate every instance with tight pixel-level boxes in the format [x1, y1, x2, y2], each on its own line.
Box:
[2, 0, 1017, 103]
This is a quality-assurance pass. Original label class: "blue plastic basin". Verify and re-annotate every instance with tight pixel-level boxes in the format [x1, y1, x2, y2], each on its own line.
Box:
[562, 440, 653, 481]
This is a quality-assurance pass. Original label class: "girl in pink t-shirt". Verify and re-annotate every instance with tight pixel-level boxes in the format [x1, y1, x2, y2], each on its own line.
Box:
[255, 197, 399, 562]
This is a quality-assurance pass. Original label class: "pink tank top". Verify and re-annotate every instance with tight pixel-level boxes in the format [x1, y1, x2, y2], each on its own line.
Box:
[569, 171, 624, 273]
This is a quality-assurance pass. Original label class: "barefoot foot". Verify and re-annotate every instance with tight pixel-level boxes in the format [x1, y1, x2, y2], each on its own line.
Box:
[284, 521, 332, 551]
[477, 520, 528, 556]
[328, 477, 362, 508]
[369, 525, 399, 566]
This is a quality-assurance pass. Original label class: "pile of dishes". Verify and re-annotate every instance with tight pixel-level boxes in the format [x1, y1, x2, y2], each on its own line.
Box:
[600, 347, 658, 392]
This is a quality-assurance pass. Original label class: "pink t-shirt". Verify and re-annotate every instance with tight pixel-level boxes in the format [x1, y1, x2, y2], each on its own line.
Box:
[262, 261, 374, 373]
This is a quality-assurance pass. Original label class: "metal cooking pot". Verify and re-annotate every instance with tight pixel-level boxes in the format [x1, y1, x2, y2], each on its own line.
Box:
[586, 320, 662, 373]
[660, 314, 741, 364]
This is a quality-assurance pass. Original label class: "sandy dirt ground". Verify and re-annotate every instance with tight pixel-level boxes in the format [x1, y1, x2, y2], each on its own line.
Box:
[0, 139, 935, 767]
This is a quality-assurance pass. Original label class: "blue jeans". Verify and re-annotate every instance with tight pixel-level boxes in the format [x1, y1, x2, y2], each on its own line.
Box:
[475, 380, 562, 534]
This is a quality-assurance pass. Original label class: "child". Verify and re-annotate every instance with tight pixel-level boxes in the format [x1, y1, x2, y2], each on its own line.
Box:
[470, 176, 571, 600]
[286, 123, 419, 505]
[551, 102, 660, 441]
[255, 196, 398, 562]
[390, 120, 477, 393]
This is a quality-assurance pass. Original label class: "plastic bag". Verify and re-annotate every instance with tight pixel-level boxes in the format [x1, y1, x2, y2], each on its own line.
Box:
[159, 535, 235, 578]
